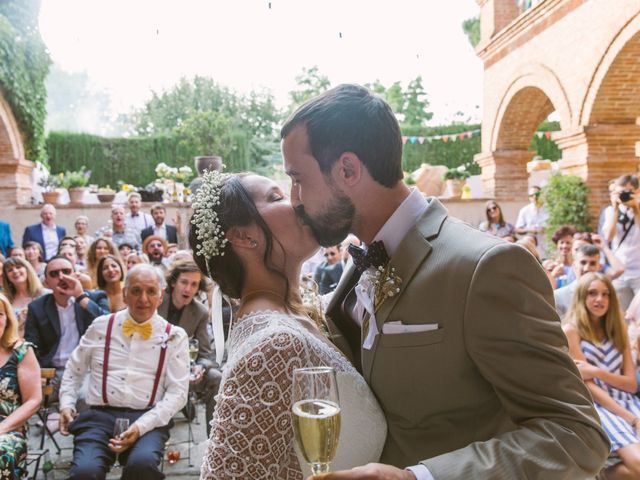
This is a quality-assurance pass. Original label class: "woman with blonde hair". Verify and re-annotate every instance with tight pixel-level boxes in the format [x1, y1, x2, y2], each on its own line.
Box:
[95, 254, 127, 312]
[86, 237, 120, 287]
[2, 258, 47, 336]
[0, 293, 42, 478]
[563, 272, 640, 479]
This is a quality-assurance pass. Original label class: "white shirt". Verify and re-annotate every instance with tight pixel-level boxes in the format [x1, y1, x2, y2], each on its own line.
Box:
[52, 297, 79, 368]
[59, 309, 190, 436]
[354, 188, 433, 480]
[152, 223, 167, 240]
[125, 212, 154, 233]
[604, 205, 640, 278]
[42, 223, 59, 260]
[515, 202, 549, 257]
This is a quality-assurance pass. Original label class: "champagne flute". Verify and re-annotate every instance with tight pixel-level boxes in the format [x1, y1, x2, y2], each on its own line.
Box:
[188, 338, 199, 364]
[113, 418, 130, 468]
[291, 367, 341, 475]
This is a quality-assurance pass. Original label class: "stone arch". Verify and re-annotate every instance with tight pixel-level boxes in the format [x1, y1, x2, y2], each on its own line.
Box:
[0, 87, 31, 206]
[491, 64, 571, 151]
[581, 11, 640, 125]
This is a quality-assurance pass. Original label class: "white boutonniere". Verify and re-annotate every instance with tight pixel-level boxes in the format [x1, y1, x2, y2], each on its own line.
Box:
[160, 331, 175, 349]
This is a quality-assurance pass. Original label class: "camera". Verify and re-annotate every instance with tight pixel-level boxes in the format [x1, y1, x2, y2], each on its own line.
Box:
[620, 189, 634, 203]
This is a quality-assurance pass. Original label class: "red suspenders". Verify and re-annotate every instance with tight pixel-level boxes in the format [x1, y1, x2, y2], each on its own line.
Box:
[101, 313, 172, 408]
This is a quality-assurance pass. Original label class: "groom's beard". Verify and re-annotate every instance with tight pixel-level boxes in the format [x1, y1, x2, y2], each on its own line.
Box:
[294, 194, 354, 248]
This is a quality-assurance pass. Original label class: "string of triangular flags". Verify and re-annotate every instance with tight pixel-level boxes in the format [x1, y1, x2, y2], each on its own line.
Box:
[402, 129, 480, 145]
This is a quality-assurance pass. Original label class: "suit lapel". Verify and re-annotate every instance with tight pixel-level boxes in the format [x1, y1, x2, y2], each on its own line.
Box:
[45, 296, 61, 338]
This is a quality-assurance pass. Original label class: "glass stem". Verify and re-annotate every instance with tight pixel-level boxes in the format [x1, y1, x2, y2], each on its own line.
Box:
[311, 463, 330, 475]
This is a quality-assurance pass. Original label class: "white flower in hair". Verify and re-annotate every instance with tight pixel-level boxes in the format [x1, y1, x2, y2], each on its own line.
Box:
[191, 169, 230, 266]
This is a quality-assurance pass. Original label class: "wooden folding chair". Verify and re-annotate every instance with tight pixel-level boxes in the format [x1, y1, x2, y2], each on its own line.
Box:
[26, 368, 59, 479]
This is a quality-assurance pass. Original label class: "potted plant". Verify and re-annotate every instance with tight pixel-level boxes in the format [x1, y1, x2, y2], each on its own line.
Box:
[97, 186, 116, 203]
[443, 165, 471, 198]
[61, 167, 92, 204]
[38, 173, 64, 204]
[138, 182, 164, 203]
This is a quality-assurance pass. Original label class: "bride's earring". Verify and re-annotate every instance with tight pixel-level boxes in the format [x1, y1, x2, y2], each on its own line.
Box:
[249, 239, 258, 248]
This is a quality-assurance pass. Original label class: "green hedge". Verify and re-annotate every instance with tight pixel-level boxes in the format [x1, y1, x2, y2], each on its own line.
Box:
[46, 131, 250, 187]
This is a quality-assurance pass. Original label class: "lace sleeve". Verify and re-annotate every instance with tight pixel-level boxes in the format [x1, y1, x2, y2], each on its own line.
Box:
[200, 326, 308, 480]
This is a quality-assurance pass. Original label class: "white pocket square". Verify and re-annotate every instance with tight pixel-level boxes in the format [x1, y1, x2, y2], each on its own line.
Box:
[382, 321, 439, 334]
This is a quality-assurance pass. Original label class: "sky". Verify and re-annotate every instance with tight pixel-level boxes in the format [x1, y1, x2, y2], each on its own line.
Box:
[38, 0, 483, 125]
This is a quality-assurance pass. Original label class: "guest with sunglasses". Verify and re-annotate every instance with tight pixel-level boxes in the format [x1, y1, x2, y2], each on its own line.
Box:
[314, 245, 344, 294]
[479, 201, 515, 240]
[24, 255, 109, 399]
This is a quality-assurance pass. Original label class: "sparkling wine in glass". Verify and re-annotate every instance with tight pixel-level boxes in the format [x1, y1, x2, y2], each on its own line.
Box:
[188, 338, 199, 363]
[113, 418, 129, 468]
[291, 366, 341, 475]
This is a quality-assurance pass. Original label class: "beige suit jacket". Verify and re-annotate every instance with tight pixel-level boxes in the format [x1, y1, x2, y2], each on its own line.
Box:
[326, 198, 609, 479]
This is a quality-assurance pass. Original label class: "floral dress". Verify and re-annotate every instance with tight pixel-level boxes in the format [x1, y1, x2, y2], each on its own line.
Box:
[0, 342, 34, 479]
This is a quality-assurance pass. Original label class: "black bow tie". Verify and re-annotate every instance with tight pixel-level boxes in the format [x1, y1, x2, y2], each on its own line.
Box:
[348, 241, 389, 274]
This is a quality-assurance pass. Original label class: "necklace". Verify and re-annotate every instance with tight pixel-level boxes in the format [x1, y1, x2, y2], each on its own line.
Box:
[240, 289, 286, 304]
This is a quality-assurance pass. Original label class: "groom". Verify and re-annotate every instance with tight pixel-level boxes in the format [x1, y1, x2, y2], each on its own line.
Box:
[281, 84, 609, 479]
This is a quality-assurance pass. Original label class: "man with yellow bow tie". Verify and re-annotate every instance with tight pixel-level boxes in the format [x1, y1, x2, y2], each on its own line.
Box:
[58, 264, 190, 480]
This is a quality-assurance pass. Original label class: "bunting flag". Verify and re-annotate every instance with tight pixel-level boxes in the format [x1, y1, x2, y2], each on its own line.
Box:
[401, 128, 481, 145]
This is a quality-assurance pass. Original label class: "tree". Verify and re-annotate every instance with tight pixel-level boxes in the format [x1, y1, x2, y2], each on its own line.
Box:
[462, 16, 480, 48]
[402, 76, 432, 127]
[288, 66, 331, 111]
[174, 110, 233, 159]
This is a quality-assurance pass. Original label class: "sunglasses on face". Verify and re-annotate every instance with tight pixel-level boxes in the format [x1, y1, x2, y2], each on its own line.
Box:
[48, 268, 73, 278]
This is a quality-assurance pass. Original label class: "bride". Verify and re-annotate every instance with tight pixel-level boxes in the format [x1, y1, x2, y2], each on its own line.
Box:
[190, 171, 386, 479]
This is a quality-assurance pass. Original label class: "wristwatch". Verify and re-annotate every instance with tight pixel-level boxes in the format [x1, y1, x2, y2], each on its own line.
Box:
[75, 292, 89, 303]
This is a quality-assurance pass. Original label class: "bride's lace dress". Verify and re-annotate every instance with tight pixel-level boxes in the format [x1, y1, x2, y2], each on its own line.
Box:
[200, 310, 387, 479]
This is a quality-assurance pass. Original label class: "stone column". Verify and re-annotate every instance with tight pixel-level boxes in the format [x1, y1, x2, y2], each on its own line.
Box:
[0, 158, 34, 206]
[475, 149, 535, 201]
[554, 124, 640, 223]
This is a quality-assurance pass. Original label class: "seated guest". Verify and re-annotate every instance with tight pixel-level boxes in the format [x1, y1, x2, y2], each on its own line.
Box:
[96, 255, 127, 312]
[166, 243, 178, 257]
[117, 242, 134, 260]
[313, 245, 344, 294]
[142, 235, 168, 270]
[96, 205, 141, 253]
[58, 245, 92, 290]
[87, 237, 120, 287]
[554, 244, 602, 320]
[551, 225, 577, 288]
[563, 272, 640, 478]
[572, 232, 625, 280]
[479, 201, 515, 239]
[58, 236, 77, 253]
[24, 241, 46, 281]
[73, 235, 88, 269]
[0, 220, 14, 257]
[25, 255, 109, 391]
[125, 192, 154, 234]
[74, 215, 94, 246]
[22, 204, 66, 261]
[141, 204, 178, 243]
[158, 261, 222, 435]
[0, 294, 42, 478]
[2, 258, 48, 336]
[59, 264, 189, 480]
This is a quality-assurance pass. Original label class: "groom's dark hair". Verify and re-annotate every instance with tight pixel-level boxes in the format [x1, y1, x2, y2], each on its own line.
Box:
[281, 84, 403, 188]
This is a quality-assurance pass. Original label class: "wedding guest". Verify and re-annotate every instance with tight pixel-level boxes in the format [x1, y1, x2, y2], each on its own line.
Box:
[73, 235, 88, 269]
[125, 192, 153, 234]
[142, 235, 168, 270]
[563, 272, 640, 478]
[141, 204, 178, 244]
[572, 232, 625, 280]
[24, 241, 46, 280]
[126, 254, 145, 270]
[313, 245, 344, 294]
[117, 242, 134, 260]
[551, 225, 577, 288]
[97, 205, 141, 252]
[59, 264, 189, 479]
[22, 204, 66, 261]
[87, 237, 120, 288]
[478, 201, 515, 239]
[74, 215, 94, 246]
[166, 243, 178, 257]
[58, 245, 92, 290]
[0, 220, 14, 257]
[96, 255, 127, 313]
[515, 186, 549, 257]
[2, 258, 47, 336]
[0, 293, 42, 479]
[9, 247, 25, 260]
[553, 244, 602, 320]
[58, 236, 77, 253]
[282, 84, 607, 479]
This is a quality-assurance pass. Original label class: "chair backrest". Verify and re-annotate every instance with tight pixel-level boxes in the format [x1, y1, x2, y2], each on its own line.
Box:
[40, 368, 56, 398]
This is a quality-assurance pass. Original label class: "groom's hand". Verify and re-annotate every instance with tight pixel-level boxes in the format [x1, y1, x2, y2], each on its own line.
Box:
[308, 463, 416, 479]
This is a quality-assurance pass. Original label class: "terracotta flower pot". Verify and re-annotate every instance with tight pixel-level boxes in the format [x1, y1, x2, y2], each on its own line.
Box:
[42, 191, 61, 205]
[446, 179, 463, 198]
[68, 187, 87, 204]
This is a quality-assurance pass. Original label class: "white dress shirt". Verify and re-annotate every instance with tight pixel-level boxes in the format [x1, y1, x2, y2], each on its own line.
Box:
[52, 297, 79, 368]
[357, 188, 433, 480]
[152, 223, 167, 240]
[59, 309, 190, 436]
[515, 203, 549, 257]
[42, 223, 59, 260]
[125, 212, 154, 233]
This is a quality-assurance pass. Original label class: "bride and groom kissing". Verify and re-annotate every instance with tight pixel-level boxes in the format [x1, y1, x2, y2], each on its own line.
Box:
[191, 84, 609, 479]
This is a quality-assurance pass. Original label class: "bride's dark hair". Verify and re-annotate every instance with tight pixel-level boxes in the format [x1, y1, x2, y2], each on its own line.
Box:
[189, 173, 296, 304]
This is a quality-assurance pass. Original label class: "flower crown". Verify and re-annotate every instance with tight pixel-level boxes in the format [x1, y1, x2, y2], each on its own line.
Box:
[191, 169, 230, 266]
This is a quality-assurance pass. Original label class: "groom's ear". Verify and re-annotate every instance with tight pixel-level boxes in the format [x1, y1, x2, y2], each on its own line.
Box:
[336, 152, 362, 187]
[227, 226, 257, 250]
